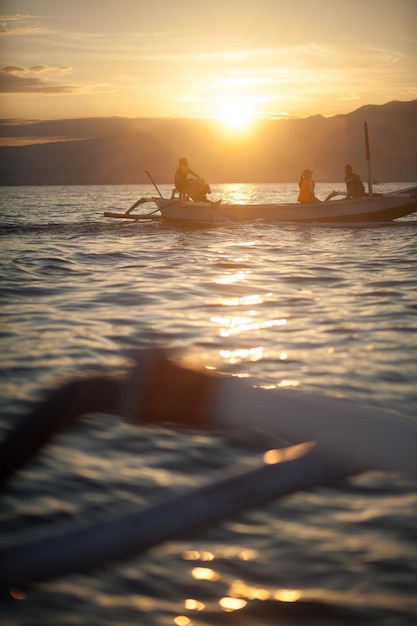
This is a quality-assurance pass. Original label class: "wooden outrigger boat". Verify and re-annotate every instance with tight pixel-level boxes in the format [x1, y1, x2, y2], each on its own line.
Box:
[104, 186, 417, 225]
[105, 125, 416, 225]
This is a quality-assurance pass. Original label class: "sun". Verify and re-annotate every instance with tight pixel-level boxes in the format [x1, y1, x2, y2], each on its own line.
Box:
[219, 99, 254, 130]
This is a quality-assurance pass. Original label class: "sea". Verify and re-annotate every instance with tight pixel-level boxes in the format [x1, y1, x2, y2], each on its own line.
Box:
[0, 182, 416, 625]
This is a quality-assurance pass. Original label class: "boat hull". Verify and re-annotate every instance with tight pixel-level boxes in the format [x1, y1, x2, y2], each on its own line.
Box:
[154, 190, 417, 224]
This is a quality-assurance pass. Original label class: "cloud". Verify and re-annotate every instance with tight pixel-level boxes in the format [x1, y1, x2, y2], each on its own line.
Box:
[0, 13, 56, 37]
[0, 66, 79, 94]
[29, 65, 72, 74]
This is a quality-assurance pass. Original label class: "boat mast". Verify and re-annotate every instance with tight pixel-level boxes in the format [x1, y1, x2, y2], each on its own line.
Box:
[364, 121, 373, 198]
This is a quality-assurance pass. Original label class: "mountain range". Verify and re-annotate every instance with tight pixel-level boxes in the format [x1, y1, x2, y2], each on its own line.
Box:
[0, 100, 416, 185]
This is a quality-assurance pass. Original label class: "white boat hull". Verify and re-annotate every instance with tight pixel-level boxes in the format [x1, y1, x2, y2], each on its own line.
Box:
[154, 189, 417, 224]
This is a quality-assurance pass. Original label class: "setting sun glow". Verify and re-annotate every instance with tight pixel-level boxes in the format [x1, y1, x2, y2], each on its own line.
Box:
[219, 100, 254, 130]
[0, 2, 415, 122]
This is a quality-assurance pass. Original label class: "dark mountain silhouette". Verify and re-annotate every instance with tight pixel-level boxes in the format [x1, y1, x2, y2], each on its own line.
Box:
[0, 100, 416, 185]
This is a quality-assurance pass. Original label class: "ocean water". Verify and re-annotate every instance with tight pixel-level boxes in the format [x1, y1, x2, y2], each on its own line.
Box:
[0, 183, 417, 625]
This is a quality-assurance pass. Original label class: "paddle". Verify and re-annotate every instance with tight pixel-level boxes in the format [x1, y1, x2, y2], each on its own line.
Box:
[145, 170, 163, 198]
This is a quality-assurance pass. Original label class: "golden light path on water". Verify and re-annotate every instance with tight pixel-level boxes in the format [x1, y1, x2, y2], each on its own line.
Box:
[211, 254, 300, 388]
[174, 565, 302, 622]
[174, 254, 307, 624]
[174, 448, 310, 623]
[174, 570, 302, 622]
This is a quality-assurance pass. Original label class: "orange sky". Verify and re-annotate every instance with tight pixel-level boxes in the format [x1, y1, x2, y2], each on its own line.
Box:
[1, 0, 416, 125]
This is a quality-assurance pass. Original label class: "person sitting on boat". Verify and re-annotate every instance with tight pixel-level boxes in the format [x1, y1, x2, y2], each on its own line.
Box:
[344, 164, 365, 199]
[298, 169, 320, 203]
[174, 157, 200, 199]
[185, 177, 212, 202]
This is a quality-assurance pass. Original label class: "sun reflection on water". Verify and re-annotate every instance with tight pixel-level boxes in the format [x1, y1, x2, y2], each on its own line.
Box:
[179, 547, 304, 621]
[219, 596, 248, 612]
[182, 550, 214, 561]
[215, 270, 249, 285]
[274, 589, 302, 602]
[219, 347, 264, 363]
[212, 315, 286, 338]
[191, 567, 220, 582]
[184, 598, 205, 611]
[277, 379, 300, 388]
[229, 579, 271, 601]
[221, 294, 265, 306]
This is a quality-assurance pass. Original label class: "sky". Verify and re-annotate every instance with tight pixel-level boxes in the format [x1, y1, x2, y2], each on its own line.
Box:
[0, 0, 416, 125]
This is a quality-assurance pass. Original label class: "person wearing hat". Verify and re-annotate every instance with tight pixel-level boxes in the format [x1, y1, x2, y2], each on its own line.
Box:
[298, 169, 319, 203]
[174, 157, 200, 199]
